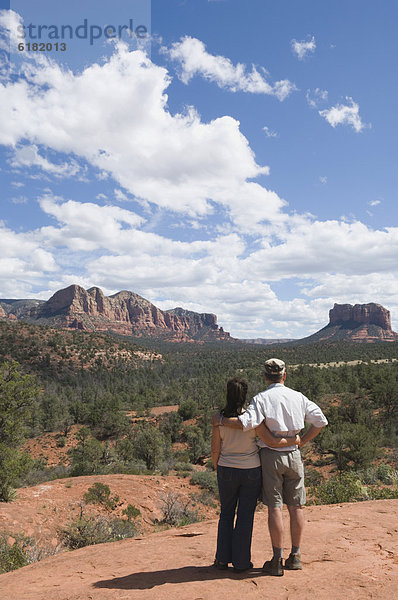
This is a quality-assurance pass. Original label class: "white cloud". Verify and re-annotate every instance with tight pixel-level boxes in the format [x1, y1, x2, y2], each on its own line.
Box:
[244, 218, 398, 280]
[0, 223, 57, 296]
[319, 97, 368, 132]
[0, 43, 285, 232]
[39, 195, 146, 252]
[319, 176, 327, 184]
[263, 126, 278, 138]
[165, 36, 296, 100]
[0, 9, 23, 52]
[301, 272, 398, 301]
[0, 15, 396, 338]
[10, 195, 28, 204]
[306, 88, 328, 108]
[291, 36, 316, 60]
[114, 188, 130, 202]
[3, 192, 398, 337]
[11, 144, 82, 178]
[24, 196, 398, 337]
[369, 199, 381, 207]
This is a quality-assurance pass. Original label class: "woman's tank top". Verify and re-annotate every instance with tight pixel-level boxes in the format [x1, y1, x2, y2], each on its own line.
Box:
[218, 426, 260, 468]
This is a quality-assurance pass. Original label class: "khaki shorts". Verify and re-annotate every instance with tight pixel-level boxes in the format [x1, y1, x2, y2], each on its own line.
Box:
[260, 448, 306, 508]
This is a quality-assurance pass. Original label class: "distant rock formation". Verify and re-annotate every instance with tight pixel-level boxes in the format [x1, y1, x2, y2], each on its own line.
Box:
[300, 302, 398, 343]
[0, 298, 44, 319]
[329, 303, 391, 330]
[0, 303, 6, 318]
[240, 338, 295, 345]
[24, 285, 231, 341]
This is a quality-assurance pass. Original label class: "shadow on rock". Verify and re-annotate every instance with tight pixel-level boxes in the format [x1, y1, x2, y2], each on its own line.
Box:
[93, 565, 265, 590]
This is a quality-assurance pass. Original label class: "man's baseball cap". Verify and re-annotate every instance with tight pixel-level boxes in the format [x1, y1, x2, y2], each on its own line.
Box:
[264, 358, 286, 376]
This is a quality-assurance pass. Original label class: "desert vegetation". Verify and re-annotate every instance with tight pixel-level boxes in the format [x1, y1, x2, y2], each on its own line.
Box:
[0, 320, 397, 573]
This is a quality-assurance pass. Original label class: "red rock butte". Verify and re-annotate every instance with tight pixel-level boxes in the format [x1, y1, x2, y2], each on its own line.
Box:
[0, 284, 231, 342]
[299, 302, 398, 343]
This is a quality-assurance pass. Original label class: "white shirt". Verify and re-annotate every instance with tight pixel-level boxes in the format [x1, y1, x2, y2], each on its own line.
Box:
[238, 383, 328, 451]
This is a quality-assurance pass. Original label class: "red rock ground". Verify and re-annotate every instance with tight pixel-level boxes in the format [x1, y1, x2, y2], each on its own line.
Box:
[0, 474, 218, 546]
[1, 498, 397, 600]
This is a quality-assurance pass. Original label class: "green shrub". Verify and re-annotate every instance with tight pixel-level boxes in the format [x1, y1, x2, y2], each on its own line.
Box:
[131, 425, 166, 471]
[0, 535, 28, 573]
[178, 399, 197, 421]
[183, 426, 208, 464]
[157, 460, 171, 476]
[68, 429, 106, 476]
[83, 482, 120, 511]
[367, 486, 398, 500]
[0, 534, 58, 573]
[56, 436, 66, 448]
[122, 504, 141, 521]
[0, 446, 33, 502]
[376, 464, 398, 485]
[192, 490, 217, 508]
[60, 515, 138, 549]
[360, 466, 379, 485]
[174, 462, 194, 472]
[190, 471, 218, 497]
[17, 463, 69, 488]
[304, 467, 323, 487]
[311, 472, 366, 504]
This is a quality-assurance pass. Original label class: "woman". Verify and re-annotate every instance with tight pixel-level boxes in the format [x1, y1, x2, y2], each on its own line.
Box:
[211, 377, 299, 572]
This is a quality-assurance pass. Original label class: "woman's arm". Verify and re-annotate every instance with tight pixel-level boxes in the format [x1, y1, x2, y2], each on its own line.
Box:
[255, 423, 300, 448]
[211, 425, 221, 469]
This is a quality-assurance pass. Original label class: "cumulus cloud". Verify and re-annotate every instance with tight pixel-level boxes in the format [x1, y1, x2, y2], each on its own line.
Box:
[38, 195, 146, 252]
[0, 222, 58, 296]
[114, 189, 130, 202]
[11, 144, 82, 178]
[3, 191, 398, 337]
[165, 36, 296, 100]
[291, 36, 316, 60]
[0, 9, 22, 51]
[28, 196, 398, 336]
[369, 199, 381, 207]
[0, 43, 286, 232]
[0, 15, 396, 338]
[319, 97, 368, 132]
[306, 88, 328, 108]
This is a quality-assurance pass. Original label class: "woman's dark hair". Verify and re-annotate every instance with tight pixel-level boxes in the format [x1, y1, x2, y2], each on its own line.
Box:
[221, 377, 248, 417]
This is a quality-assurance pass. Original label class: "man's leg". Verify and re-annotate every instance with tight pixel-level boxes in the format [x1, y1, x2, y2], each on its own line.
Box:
[267, 506, 283, 549]
[262, 505, 284, 576]
[283, 450, 306, 570]
[260, 448, 285, 576]
[287, 504, 304, 548]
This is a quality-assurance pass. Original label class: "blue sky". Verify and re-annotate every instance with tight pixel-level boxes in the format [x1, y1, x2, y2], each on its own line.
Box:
[0, 0, 397, 338]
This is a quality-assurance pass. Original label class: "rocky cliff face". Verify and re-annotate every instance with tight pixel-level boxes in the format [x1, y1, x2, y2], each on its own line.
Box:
[329, 303, 391, 330]
[28, 285, 231, 341]
[300, 302, 398, 343]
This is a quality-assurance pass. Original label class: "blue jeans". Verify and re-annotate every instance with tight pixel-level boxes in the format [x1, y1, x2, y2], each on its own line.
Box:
[216, 465, 262, 569]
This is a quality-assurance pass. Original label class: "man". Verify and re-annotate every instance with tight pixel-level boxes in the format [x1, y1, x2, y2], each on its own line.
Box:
[213, 358, 328, 576]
